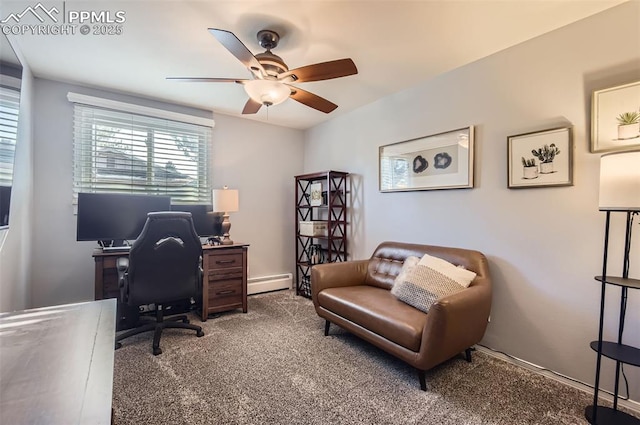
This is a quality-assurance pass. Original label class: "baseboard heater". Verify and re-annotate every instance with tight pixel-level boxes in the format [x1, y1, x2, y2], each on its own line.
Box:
[247, 273, 292, 295]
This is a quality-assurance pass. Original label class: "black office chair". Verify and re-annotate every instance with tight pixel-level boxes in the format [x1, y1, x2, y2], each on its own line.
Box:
[115, 211, 204, 355]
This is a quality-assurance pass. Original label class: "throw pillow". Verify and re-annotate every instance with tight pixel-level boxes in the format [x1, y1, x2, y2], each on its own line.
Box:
[393, 256, 420, 288]
[417, 254, 476, 288]
[391, 254, 477, 313]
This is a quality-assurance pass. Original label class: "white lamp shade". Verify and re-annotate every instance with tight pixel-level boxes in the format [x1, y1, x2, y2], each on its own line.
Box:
[243, 79, 290, 106]
[598, 150, 640, 211]
[212, 188, 239, 213]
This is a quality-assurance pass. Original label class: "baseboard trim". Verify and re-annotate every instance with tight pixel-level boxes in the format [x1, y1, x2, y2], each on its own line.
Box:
[247, 273, 292, 295]
[475, 345, 640, 415]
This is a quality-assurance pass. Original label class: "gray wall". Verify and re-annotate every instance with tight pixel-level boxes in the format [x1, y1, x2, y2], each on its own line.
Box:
[209, 113, 304, 278]
[30, 79, 303, 307]
[0, 43, 34, 312]
[303, 3, 640, 402]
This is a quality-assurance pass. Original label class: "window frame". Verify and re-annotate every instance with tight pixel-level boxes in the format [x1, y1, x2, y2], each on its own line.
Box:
[69, 92, 215, 204]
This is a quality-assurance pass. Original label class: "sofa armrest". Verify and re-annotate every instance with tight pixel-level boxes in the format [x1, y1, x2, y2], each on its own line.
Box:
[418, 278, 492, 369]
[311, 260, 369, 308]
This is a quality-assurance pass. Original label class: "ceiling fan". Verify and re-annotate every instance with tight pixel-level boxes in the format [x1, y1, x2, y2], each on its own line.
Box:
[167, 28, 358, 114]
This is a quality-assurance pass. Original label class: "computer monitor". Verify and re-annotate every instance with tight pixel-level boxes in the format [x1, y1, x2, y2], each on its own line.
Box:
[0, 186, 10, 227]
[170, 204, 223, 237]
[76, 192, 171, 244]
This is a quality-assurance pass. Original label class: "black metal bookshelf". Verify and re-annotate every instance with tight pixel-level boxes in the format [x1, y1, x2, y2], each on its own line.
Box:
[294, 171, 348, 298]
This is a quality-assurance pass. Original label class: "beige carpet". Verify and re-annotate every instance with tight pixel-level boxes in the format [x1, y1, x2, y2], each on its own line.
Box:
[112, 290, 635, 425]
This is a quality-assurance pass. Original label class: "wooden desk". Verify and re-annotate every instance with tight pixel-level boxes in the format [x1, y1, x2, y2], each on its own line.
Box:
[0, 299, 116, 425]
[92, 243, 248, 324]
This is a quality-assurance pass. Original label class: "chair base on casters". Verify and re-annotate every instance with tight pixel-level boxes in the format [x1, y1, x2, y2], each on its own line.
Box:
[115, 304, 204, 355]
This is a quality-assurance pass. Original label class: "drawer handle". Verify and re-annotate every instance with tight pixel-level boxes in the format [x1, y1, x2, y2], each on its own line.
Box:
[216, 260, 235, 265]
[217, 290, 235, 295]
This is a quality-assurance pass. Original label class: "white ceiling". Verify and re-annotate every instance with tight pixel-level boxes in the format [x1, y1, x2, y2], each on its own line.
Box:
[4, 0, 626, 130]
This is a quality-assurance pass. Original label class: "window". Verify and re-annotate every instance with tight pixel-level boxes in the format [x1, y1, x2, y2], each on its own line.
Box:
[71, 96, 212, 204]
[0, 85, 19, 187]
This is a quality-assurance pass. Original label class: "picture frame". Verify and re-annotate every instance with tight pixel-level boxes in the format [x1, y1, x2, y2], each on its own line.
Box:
[591, 81, 640, 153]
[309, 183, 323, 206]
[379, 126, 474, 192]
[507, 127, 573, 189]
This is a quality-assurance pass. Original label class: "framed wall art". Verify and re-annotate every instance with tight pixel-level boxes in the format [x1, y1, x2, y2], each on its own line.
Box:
[591, 81, 640, 153]
[379, 126, 474, 192]
[508, 127, 573, 189]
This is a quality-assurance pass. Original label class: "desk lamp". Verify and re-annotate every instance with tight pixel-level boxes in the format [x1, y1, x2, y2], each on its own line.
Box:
[212, 186, 239, 245]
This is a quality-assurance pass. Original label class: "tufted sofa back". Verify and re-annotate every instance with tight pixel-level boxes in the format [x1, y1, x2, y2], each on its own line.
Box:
[364, 241, 490, 290]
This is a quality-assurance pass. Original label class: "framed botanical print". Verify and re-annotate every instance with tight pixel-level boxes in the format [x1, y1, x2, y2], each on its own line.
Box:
[591, 81, 640, 153]
[508, 127, 573, 189]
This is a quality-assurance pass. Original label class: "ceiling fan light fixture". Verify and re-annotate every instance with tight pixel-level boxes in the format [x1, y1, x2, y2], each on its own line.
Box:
[244, 79, 290, 107]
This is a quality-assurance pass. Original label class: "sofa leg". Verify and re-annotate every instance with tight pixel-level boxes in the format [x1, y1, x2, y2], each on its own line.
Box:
[418, 370, 427, 391]
[465, 347, 473, 363]
[324, 320, 330, 336]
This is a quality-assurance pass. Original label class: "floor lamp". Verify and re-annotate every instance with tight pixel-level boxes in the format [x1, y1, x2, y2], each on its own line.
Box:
[212, 186, 239, 245]
[586, 150, 640, 425]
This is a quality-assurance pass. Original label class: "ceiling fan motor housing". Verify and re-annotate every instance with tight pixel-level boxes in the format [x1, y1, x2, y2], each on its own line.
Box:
[255, 30, 288, 76]
[256, 51, 288, 76]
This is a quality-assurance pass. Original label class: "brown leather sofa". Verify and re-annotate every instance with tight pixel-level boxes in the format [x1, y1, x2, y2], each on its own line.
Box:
[311, 241, 492, 390]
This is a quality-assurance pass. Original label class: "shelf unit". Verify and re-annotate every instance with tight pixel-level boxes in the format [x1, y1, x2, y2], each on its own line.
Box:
[586, 210, 640, 425]
[294, 171, 349, 298]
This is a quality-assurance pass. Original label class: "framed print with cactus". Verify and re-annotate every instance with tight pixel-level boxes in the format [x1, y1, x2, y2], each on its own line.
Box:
[507, 127, 573, 189]
[591, 81, 640, 153]
[379, 126, 474, 192]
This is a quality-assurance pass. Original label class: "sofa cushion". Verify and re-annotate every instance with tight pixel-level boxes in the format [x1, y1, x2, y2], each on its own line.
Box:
[391, 254, 476, 313]
[365, 243, 437, 290]
[318, 285, 428, 352]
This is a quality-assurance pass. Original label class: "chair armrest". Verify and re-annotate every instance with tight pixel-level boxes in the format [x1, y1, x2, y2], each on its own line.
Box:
[198, 263, 203, 291]
[116, 257, 129, 304]
[311, 260, 369, 307]
[116, 257, 129, 288]
[418, 279, 492, 369]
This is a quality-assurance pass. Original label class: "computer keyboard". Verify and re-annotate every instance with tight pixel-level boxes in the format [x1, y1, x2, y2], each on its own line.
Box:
[102, 246, 131, 252]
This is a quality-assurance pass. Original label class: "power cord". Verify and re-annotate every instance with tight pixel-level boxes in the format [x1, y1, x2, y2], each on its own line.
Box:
[477, 343, 630, 401]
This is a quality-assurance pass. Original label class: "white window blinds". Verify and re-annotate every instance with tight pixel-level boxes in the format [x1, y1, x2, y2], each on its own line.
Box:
[72, 101, 212, 204]
[0, 86, 19, 187]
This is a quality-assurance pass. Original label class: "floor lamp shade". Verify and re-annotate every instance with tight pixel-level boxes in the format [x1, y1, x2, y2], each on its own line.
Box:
[212, 187, 239, 245]
[598, 150, 640, 211]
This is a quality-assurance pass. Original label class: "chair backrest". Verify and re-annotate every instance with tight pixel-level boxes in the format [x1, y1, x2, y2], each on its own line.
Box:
[126, 211, 203, 306]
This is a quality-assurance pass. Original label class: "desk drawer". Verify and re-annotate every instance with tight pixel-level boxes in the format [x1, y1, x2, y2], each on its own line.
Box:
[207, 252, 243, 270]
[103, 257, 118, 268]
[208, 267, 242, 281]
[208, 280, 243, 305]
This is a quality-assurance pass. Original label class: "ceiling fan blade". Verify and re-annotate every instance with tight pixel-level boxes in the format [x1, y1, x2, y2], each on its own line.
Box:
[242, 98, 262, 114]
[289, 86, 338, 113]
[208, 28, 266, 77]
[278, 59, 357, 83]
[166, 77, 247, 83]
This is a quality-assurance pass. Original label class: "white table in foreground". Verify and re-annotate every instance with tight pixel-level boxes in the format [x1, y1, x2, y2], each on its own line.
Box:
[0, 299, 116, 425]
